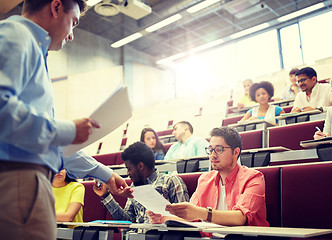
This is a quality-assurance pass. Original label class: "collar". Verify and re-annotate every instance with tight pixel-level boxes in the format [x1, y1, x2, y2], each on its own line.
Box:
[180, 135, 193, 145]
[214, 164, 240, 185]
[145, 169, 158, 184]
[8, 15, 51, 58]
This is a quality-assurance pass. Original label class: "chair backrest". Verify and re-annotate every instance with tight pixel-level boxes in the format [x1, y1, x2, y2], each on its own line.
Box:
[240, 130, 262, 150]
[93, 153, 118, 166]
[222, 115, 244, 126]
[268, 120, 324, 150]
[257, 167, 281, 227]
[178, 172, 202, 197]
[281, 162, 332, 228]
[82, 181, 107, 222]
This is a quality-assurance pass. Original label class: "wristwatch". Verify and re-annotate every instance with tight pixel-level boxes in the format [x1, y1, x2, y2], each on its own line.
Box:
[206, 207, 213, 222]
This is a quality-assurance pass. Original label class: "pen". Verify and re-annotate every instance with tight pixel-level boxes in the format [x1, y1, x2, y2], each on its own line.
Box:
[315, 126, 321, 132]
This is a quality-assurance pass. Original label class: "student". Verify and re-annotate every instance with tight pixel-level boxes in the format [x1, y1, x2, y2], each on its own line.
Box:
[314, 106, 332, 139]
[0, 1, 131, 239]
[140, 128, 165, 160]
[240, 81, 285, 125]
[283, 68, 300, 100]
[291, 67, 332, 112]
[164, 121, 209, 160]
[93, 142, 189, 223]
[237, 79, 256, 108]
[147, 127, 269, 230]
[52, 169, 84, 224]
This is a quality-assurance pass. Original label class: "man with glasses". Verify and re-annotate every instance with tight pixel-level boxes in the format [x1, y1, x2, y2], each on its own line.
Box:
[291, 67, 332, 112]
[147, 127, 269, 228]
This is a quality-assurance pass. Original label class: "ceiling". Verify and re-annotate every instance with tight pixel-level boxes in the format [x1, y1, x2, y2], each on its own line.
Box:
[1, 0, 330, 62]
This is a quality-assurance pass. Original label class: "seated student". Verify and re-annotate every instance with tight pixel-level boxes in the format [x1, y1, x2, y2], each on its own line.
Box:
[140, 127, 165, 160]
[291, 67, 332, 113]
[164, 121, 209, 160]
[283, 68, 300, 100]
[93, 142, 189, 223]
[314, 106, 332, 139]
[240, 81, 285, 125]
[237, 79, 256, 108]
[52, 169, 85, 224]
[147, 127, 269, 230]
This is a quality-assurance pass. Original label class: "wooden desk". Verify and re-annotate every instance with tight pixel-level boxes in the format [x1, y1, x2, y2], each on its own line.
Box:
[203, 226, 332, 238]
[276, 110, 324, 125]
[229, 120, 275, 148]
[270, 98, 295, 107]
[240, 147, 290, 167]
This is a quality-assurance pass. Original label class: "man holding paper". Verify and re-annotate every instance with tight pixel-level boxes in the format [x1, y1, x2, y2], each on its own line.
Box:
[93, 142, 189, 223]
[148, 127, 269, 228]
[0, 1, 131, 239]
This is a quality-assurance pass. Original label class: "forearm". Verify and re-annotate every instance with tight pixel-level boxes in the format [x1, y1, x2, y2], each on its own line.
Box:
[210, 210, 247, 226]
[56, 212, 76, 222]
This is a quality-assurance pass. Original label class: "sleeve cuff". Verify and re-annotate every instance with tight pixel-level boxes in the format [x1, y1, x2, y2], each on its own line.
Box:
[52, 119, 76, 146]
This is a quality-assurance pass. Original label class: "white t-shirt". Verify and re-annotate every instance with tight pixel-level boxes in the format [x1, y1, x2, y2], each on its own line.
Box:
[217, 179, 227, 211]
[293, 83, 332, 109]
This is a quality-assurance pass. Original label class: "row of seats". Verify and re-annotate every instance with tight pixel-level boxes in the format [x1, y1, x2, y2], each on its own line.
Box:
[82, 161, 332, 230]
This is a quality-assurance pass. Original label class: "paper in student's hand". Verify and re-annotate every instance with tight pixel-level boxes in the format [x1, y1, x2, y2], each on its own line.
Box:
[63, 85, 132, 157]
[131, 185, 173, 216]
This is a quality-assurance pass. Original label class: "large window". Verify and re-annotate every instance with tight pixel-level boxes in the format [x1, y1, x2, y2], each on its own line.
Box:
[280, 23, 303, 69]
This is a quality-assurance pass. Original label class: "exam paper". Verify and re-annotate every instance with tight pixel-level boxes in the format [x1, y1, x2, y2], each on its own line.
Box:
[132, 185, 173, 216]
[63, 85, 132, 157]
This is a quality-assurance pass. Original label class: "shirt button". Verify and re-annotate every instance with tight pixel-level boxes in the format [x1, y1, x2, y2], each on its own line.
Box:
[38, 41, 42, 46]
[46, 36, 50, 40]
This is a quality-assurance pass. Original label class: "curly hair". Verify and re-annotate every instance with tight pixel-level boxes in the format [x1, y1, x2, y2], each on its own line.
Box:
[249, 81, 274, 103]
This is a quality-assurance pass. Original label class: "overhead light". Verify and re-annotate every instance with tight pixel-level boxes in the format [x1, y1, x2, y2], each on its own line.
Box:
[156, 53, 186, 65]
[190, 39, 224, 53]
[186, 0, 220, 13]
[229, 22, 270, 39]
[86, 0, 102, 7]
[111, 33, 143, 48]
[277, 3, 325, 22]
[145, 14, 182, 32]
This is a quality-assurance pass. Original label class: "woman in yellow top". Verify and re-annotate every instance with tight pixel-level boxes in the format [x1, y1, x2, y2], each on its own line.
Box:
[52, 169, 85, 223]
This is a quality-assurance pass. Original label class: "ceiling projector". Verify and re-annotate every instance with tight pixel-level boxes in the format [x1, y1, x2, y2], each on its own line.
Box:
[94, 0, 152, 19]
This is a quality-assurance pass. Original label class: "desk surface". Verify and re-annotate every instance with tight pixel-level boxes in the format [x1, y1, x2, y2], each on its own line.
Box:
[57, 221, 131, 228]
[229, 119, 275, 128]
[203, 226, 332, 238]
[300, 137, 332, 148]
[242, 146, 290, 154]
[276, 109, 321, 120]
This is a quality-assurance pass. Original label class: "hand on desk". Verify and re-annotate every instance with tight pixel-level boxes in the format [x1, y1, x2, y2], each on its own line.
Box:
[314, 131, 330, 140]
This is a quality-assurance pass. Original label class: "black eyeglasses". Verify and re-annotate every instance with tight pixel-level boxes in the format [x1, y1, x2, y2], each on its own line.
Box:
[205, 146, 232, 155]
[296, 77, 310, 85]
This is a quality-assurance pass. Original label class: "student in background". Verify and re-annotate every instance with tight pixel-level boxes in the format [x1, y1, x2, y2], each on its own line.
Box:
[164, 121, 209, 160]
[291, 67, 332, 112]
[240, 81, 285, 125]
[52, 169, 84, 224]
[147, 127, 269, 231]
[140, 128, 165, 160]
[237, 79, 256, 108]
[314, 106, 332, 139]
[93, 142, 189, 223]
[283, 68, 300, 99]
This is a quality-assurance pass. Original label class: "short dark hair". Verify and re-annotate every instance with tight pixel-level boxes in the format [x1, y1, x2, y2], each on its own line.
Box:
[295, 67, 317, 79]
[289, 68, 299, 75]
[140, 128, 165, 154]
[23, 0, 86, 15]
[121, 142, 155, 170]
[249, 81, 274, 103]
[210, 127, 242, 156]
[174, 121, 193, 134]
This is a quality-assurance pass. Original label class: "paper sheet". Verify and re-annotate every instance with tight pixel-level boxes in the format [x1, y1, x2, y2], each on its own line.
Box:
[63, 85, 132, 157]
[132, 185, 173, 216]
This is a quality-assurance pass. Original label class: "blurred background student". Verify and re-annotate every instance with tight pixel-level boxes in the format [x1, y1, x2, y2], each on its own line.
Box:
[314, 106, 332, 139]
[237, 79, 256, 108]
[240, 81, 285, 125]
[140, 128, 165, 160]
[52, 169, 85, 224]
[283, 68, 300, 99]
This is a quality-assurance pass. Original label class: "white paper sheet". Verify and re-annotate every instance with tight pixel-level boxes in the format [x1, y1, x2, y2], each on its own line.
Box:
[132, 185, 173, 216]
[63, 85, 132, 157]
